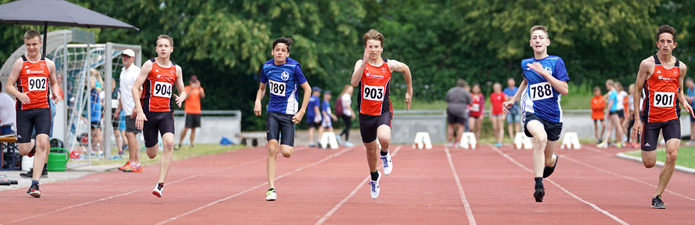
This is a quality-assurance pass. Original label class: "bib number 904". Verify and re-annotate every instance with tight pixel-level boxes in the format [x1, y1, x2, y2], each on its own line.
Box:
[363, 85, 384, 101]
[153, 82, 172, 98]
[268, 80, 286, 96]
[529, 82, 553, 101]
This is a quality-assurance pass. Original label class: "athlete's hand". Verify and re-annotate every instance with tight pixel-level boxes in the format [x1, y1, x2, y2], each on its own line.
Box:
[351, 114, 356, 119]
[684, 101, 695, 119]
[631, 120, 642, 142]
[405, 92, 412, 110]
[527, 62, 546, 76]
[293, 111, 305, 124]
[362, 47, 370, 62]
[115, 108, 121, 119]
[502, 101, 514, 114]
[16, 93, 30, 104]
[51, 91, 61, 103]
[254, 101, 262, 116]
[135, 111, 147, 130]
[174, 92, 187, 108]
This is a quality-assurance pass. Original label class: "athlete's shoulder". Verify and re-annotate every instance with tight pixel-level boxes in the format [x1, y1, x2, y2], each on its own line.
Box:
[264, 59, 275, 65]
[521, 57, 535, 65]
[640, 55, 656, 66]
[285, 57, 300, 66]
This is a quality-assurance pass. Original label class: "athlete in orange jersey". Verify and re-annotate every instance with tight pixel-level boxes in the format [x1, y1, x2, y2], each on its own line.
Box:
[632, 25, 693, 209]
[590, 87, 606, 143]
[132, 35, 187, 198]
[350, 29, 413, 199]
[5, 30, 61, 198]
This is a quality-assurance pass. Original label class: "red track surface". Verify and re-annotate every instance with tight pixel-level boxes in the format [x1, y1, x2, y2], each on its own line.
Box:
[1, 144, 694, 224]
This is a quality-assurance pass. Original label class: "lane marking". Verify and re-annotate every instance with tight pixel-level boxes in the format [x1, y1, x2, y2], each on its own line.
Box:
[491, 146, 629, 225]
[158, 147, 356, 225]
[315, 146, 402, 225]
[445, 147, 477, 225]
[3, 147, 301, 224]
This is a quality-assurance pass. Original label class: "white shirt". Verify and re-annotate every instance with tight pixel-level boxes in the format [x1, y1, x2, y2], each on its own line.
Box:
[120, 64, 141, 116]
[0, 93, 17, 130]
[617, 90, 627, 110]
[341, 94, 352, 117]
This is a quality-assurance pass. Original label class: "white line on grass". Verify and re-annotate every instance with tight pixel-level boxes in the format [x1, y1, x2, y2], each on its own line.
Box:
[491, 146, 629, 225]
[157, 147, 356, 225]
[445, 146, 477, 225]
[315, 146, 402, 225]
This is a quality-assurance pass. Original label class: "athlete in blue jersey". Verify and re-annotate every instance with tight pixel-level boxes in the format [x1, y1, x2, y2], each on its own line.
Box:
[503, 25, 569, 203]
[254, 37, 312, 201]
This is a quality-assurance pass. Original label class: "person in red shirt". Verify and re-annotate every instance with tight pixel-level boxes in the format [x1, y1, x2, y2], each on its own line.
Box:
[177, 75, 205, 149]
[468, 84, 485, 139]
[5, 30, 61, 198]
[490, 82, 507, 147]
[590, 86, 606, 144]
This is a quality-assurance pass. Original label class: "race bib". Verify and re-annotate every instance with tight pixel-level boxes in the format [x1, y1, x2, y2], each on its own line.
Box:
[529, 82, 553, 101]
[653, 92, 675, 107]
[363, 84, 384, 101]
[28, 77, 47, 91]
[111, 99, 119, 108]
[268, 80, 286, 96]
[471, 104, 480, 112]
[153, 81, 172, 98]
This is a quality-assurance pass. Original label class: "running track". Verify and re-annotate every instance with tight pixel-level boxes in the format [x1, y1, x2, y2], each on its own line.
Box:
[1, 144, 694, 224]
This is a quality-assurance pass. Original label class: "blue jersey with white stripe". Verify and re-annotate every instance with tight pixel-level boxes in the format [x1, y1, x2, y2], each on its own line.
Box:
[260, 57, 308, 115]
[520, 55, 569, 123]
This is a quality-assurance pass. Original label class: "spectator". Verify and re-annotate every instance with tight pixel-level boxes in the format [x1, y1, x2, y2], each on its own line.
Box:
[336, 85, 356, 147]
[490, 82, 506, 147]
[504, 78, 521, 142]
[318, 90, 338, 148]
[468, 84, 485, 139]
[598, 79, 624, 148]
[307, 87, 322, 147]
[591, 86, 606, 144]
[108, 78, 124, 155]
[616, 82, 628, 142]
[177, 75, 205, 149]
[624, 83, 639, 148]
[89, 76, 103, 152]
[114, 49, 142, 172]
[0, 81, 16, 132]
[686, 78, 695, 145]
[445, 79, 471, 147]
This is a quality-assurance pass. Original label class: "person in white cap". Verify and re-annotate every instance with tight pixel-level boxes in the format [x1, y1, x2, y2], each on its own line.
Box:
[115, 49, 143, 172]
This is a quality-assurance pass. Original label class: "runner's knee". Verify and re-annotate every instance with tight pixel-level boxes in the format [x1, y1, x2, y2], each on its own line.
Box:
[281, 146, 292, 158]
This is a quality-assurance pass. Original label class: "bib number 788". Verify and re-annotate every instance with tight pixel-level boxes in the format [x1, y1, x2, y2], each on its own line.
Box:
[529, 82, 553, 101]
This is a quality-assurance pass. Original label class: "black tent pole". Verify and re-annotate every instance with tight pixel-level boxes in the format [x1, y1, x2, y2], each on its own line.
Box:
[42, 21, 47, 56]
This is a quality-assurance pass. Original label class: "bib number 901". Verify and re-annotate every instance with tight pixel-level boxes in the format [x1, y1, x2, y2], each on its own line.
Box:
[363, 85, 384, 101]
[268, 80, 286, 96]
[653, 92, 674, 107]
[153, 81, 172, 98]
[529, 82, 553, 101]
[28, 77, 47, 91]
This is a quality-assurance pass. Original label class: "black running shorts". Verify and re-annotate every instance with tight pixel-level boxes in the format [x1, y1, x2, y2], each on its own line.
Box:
[143, 111, 175, 148]
[125, 116, 141, 134]
[523, 112, 563, 142]
[359, 111, 392, 143]
[16, 108, 51, 143]
[185, 113, 201, 128]
[266, 111, 295, 146]
[641, 119, 680, 151]
[447, 109, 466, 125]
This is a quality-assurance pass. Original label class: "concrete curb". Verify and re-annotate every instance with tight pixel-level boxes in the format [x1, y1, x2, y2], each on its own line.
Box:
[616, 153, 695, 174]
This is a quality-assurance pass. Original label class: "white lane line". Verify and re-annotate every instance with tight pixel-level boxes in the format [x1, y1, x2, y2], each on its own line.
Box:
[158, 147, 356, 225]
[445, 147, 477, 225]
[491, 146, 629, 225]
[3, 147, 288, 224]
[315, 146, 402, 225]
[562, 152, 695, 202]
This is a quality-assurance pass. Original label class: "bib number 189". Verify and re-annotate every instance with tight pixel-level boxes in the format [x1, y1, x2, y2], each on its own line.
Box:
[268, 80, 286, 96]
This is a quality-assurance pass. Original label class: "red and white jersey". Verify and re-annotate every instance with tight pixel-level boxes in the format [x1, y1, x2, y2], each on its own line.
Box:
[357, 58, 392, 116]
[642, 54, 680, 123]
[141, 58, 177, 112]
[16, 55, 50, 110]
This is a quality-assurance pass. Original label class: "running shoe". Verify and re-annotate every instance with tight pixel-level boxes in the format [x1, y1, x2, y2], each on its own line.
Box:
[370, 171, 381, 199]
[28, 182, 40, 198]
[20, 166, 48, 179]
[687, 140, 695, 146]
[543, 154, 558, 178]
[152, 183, 164, 198]
[596, 139, 602, 144]
[596, 142, 608, 148]
[651, 195, 666, 209]
[494, 142, 502, 148]
[123, 164, 142, 172]
[615, 142, 624, 148]
[344, 141, 354, 147]
[308, 143, 316, 147]
[381, 151, 393, 175]
[534, 183, 545, 202]
[118, 161, 131, 171]
[266, 188, 277, 201]
[445, 142, 453, 148]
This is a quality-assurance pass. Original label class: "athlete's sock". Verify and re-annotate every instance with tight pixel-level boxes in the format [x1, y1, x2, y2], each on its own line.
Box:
[32, 180, 39, 185]
[534, 177, 543, 187]
[370, 171, 379, 181]
[268, 188, 275, 191]
[380, 150, 388, 156]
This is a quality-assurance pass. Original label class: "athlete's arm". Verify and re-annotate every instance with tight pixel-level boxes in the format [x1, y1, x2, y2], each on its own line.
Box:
[293, 82, 312, 124]
[527, 62, 568, 96]
[173, 66, 187, 108]
[351, 59, 366, 88]
[389, 59, 414, 110]
[632, 59, 652, 140]
[254, 82, 266, 117]
[678, 63, 693, 117]
[5, 58, 29, 104]
[132, 60, 152, 128]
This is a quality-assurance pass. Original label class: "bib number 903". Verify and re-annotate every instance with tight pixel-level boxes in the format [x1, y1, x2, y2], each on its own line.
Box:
[363, 85, 384, 101]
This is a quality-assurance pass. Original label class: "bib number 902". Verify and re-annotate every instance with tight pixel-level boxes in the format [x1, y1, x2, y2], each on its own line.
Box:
[28, 77, 47, 91]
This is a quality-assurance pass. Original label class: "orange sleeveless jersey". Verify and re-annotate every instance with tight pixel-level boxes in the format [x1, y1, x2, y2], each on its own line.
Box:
[358, 59, 392, 116]
[141, 59, 177, 112]
[590, 96, 605, 120]
[16, 55, 50, 110]
[642, 55, 680, 123]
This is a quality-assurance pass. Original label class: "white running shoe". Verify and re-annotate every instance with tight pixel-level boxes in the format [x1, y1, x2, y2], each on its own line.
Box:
[370, 171, 381, 199]
[344, 141, 354, 147]
[266, 189, 277, 201]
[597, 142, 608, 148]
[445, 142, 453, 148]
[152, 183, 164, 198]
[381, 151, 393, 175]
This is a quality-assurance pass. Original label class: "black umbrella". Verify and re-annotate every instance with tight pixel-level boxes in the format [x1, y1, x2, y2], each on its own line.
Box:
[0, 0, 139, 55]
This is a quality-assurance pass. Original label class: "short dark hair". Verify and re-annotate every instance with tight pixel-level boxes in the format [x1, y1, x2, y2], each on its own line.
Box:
[456, 79, 466, 87]
[157, 34, 174, 46]
[656, 25, 677, 43]
[272, 37, 294, 52]
[24, 29, 41, 41]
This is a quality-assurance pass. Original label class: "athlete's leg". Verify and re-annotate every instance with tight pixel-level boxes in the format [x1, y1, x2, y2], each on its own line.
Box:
[690, 121, 695, 141]
[594, 120, 600, 140]
[456, 123, 464, 144]
[545, 141, 558, 167]
[364, 140, 379, 172]
[267, 140, 279, 189]
[447, 124, 455, 144]
[125, 132, 140, 164]
[507, 114, 515, 142]
[377, 125, 391, 154]
[308, 126, 315, 144]
[653, 138, 679, 197]
[31, 134, 49, 181]
[157, 133, 175, 183]
[601, 114, 615, 143]
[178, 127, 189, 146]
[189, 128, 196, 146]
[476, 117, 483, 138]
[318, 126, 325, 146]
[468, 117, 477, 138]
[611, 115, 624, 144]
[497, 115, 506, 144]
[491, 115, 499, 141]
[526, 120, 548, 178]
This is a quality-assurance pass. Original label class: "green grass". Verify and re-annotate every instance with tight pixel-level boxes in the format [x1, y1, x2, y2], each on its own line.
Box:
[623, 146, 695, 169]
[71, 144, 246, 166]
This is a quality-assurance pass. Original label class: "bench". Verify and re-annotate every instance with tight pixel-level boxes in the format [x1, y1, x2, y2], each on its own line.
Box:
[236, 132, 266, 147]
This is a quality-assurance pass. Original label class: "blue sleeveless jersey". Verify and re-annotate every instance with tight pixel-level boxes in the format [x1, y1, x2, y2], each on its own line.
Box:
[520, 55, 569, 123]
[259, 57, 308, 115]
